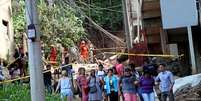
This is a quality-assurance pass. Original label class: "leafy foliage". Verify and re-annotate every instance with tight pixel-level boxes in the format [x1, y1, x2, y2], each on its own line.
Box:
[78, 0, 123, 30]
[12, 0, 87, 48]
[12, 0, 26, 43]
[38, 0, 86, 48]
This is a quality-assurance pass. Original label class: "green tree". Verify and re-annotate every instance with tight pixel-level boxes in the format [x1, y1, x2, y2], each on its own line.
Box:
[12, 0, 86, 48]
[77, 0, 123, 31]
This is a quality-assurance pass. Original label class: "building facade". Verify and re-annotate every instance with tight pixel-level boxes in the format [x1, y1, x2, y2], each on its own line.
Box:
[124, 0, 201, 74]
[0, 0, 14, 60]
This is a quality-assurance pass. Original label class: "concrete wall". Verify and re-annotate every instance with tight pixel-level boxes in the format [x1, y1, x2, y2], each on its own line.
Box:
[0, 0, 14, 60]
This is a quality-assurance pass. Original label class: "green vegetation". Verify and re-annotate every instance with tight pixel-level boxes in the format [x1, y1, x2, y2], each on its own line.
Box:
[0, 84, 60, 101]
[77, 0, 123, 30]
[12, 0, 86, 48]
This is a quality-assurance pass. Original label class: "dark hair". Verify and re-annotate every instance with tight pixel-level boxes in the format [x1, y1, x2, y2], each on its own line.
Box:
[99, 64, 104, 68]
[124, 67, 131, 72]
[108, 68, 113, 73]
[90, 69, 96, 76]
[128, 63, 135, 70]
[112, 66, 117, 74]
[143, 69, 151, 75]
[46, 64, 51, 70]
[116, 58, 122, 63]
[47, 64, 51, 67]
[78, 67, 85, 74]
[159, 63, 166, 67]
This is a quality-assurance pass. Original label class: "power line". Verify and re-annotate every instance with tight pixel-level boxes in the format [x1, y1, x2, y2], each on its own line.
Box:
[75, 0, 123, 13]
[61, 0, 125, 46]
[76, 0, 122, 9]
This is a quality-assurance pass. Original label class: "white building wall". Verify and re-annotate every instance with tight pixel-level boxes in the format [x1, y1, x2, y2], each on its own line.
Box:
[0, 0, 14, 60]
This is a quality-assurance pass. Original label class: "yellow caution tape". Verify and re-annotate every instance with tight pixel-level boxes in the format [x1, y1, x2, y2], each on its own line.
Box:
[0, 76, 30, 84]
[0, 63, 73, 84]
[93, 47, 126, 51]
[104, 52, 184, 58]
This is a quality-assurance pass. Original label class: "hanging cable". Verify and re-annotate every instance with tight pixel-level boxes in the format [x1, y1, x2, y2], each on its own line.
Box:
[61, 0, 125, 46]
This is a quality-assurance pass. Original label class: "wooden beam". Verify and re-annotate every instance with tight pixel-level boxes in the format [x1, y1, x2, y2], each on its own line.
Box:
[143, 10, 161, 19]
[142, 0, 160, 12]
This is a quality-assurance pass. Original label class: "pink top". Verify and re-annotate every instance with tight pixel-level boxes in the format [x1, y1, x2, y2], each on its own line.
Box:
[115, 64, 124, 76]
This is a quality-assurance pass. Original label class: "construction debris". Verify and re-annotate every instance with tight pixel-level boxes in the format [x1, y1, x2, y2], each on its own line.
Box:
[174, 74, 201, 101]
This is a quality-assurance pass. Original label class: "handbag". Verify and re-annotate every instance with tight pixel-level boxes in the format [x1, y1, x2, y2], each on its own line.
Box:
[89, 77, 97, 93]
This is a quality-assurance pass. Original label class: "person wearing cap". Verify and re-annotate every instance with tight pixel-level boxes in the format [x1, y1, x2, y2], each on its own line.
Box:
[155, 63, 174, 101]
[118, 67, 138, 101]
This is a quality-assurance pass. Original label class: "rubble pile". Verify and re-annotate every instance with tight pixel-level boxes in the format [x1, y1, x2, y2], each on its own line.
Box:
[175, 82, 201, 101]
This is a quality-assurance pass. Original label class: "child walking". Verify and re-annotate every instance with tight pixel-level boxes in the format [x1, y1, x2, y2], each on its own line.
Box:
[55, 70, 73, 101]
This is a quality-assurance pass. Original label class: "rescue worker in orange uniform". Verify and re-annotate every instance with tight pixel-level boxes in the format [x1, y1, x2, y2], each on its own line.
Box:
[80, 40, 89, 63]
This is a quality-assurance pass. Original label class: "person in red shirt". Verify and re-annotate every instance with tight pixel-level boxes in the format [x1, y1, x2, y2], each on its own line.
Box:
[49, 45, 57, 65]
[79, 40, 89, 63]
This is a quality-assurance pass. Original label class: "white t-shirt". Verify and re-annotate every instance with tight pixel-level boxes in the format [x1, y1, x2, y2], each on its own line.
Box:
[97, 71, 105, 80]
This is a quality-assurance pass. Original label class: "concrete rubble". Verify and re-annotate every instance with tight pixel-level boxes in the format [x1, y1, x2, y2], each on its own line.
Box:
[174, 74, 201, 101]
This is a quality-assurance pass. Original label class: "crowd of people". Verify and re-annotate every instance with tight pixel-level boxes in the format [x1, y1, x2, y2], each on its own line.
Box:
[52, 61, 175, 101]
[0, 41, 176, 101]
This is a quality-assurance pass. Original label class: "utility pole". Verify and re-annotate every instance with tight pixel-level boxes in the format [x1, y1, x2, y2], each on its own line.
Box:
[122, 0, 132, 49]
[187, 26, 197, 74]
[25, 0, 45, 101]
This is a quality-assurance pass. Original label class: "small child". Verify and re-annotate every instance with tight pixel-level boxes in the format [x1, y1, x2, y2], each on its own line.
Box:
[56, 70, 73, 101]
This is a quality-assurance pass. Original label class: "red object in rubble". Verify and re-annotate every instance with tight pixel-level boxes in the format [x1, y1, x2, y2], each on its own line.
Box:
[50, 46, 57, 64]
[129, 29, 148, 66]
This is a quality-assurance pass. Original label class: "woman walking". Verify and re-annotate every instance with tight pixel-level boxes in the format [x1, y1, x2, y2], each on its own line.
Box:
[104, 68, 119, 101]
[119, 67, 138, 101]
[88, 69, 103, 101]
[76, 68, 89, 101]
[139, 70, 155, 101]
[55, 70, 73, 101]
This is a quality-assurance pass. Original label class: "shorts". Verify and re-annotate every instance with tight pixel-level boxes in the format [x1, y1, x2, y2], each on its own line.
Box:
[61, 89, 73, 98]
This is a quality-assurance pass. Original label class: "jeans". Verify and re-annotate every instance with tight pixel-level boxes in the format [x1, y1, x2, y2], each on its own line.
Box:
[137, 87, 144, 101]
[45, 84, 52, 94]
[161, 91, 174, 101]
[142, 92, 155, 101]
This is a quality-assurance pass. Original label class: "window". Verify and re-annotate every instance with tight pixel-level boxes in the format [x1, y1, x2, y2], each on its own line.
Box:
[2, 20, 9, 39]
